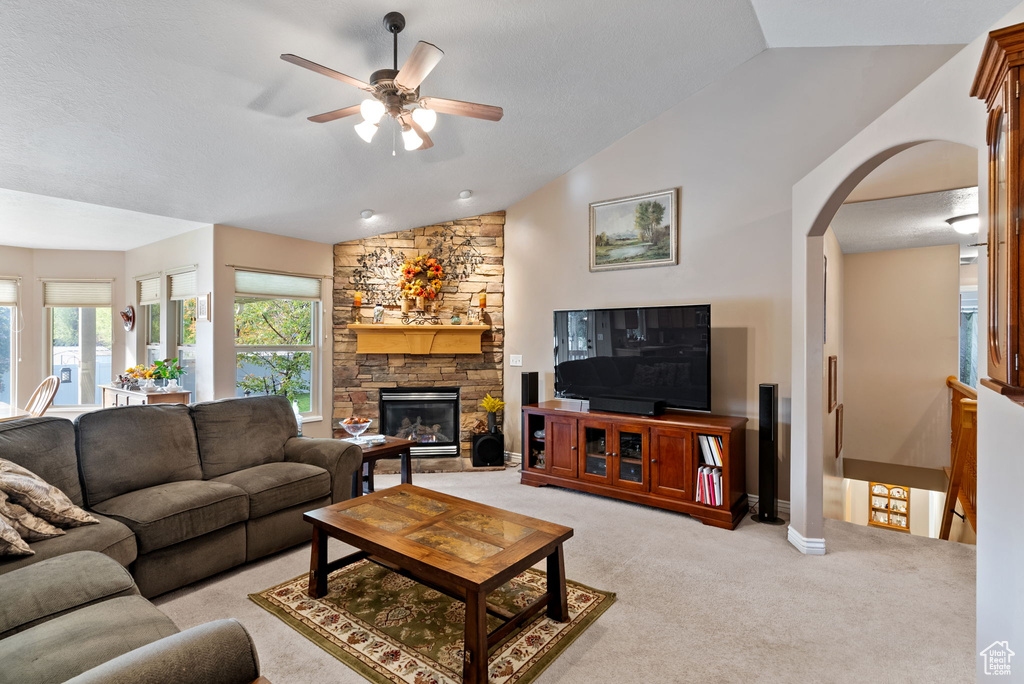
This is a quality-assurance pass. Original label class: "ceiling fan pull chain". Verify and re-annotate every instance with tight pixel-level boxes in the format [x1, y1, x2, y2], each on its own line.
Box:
[392, 123, 397, 157]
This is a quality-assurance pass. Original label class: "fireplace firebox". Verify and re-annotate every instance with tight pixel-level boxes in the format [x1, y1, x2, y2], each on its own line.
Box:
[379, 387, 461, 458]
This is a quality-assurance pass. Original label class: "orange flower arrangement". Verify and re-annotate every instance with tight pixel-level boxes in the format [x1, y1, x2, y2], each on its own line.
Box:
[397, 254, 444, 300]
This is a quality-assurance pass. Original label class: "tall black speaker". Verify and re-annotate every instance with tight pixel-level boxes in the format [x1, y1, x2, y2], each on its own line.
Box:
[753, 383, 785, 524]
[521, 371, 539, 406]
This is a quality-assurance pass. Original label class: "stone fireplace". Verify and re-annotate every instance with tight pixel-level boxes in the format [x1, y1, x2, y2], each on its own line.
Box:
[379, 387, 461, 457]
[332, 212, 505, 472]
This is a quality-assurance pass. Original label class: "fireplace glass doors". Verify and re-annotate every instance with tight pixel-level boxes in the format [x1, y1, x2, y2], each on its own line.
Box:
[379, 388, 461, 457]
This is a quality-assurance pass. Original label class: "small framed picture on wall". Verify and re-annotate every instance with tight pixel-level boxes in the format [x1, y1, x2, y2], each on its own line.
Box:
[197, 292, 211, 322]
[827, 355, 838, 413]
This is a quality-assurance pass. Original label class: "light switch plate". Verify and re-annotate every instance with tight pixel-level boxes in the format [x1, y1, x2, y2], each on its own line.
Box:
[509, 354, 523, 367]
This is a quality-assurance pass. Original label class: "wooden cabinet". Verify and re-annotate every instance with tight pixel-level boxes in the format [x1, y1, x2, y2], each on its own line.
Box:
[101, 386, 191, 408]
[522, 401, 747, 529]
[973, 24, 1024, 394]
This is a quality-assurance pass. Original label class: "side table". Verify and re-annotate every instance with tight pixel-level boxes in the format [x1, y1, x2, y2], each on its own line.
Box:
[344, 436, 416, 497]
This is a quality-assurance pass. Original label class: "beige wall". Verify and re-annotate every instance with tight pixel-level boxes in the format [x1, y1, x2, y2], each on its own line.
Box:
[0, 246, 126, 415]
[843, 244, 959, 470]
[821, 228, 845, 517]
[504, 46, 956, 501]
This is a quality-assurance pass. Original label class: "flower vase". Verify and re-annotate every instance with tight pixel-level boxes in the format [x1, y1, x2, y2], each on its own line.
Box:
[416, 296, 425, 310]
[166, 379, 180, 391]
[401, 298, 410, 315]
[487, 412, 497, 434]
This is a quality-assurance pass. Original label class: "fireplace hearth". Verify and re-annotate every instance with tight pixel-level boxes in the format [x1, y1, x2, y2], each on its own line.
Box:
[379, 387, 461, 458]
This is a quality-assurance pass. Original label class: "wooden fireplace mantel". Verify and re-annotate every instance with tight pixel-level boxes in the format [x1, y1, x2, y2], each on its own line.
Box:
[349, 323, 490, 355]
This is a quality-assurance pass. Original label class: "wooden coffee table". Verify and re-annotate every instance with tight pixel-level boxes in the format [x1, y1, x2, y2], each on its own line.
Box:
[304, 484, 573, 684]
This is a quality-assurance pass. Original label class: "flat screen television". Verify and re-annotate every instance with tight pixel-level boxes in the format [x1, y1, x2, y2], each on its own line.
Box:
[553, 304, 710, 412]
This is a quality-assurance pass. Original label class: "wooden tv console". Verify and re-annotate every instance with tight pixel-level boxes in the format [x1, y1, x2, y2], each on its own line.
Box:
[521, 401, 747, 529]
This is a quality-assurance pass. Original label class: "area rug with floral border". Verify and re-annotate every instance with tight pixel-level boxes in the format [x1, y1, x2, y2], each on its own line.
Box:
[249, 559, 615, 684]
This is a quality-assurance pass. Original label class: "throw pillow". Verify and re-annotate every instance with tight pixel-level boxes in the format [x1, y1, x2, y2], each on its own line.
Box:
[0, 489, 65, 542]
[0, 459, 99, 528]
[0, 515, 32, 557]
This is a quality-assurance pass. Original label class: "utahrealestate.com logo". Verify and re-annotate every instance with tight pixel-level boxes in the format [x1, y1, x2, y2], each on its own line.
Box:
[980, 641, 1015, 676]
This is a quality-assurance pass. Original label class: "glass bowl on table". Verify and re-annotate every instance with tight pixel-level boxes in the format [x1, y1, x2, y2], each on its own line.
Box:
[340, 417, 373, 444]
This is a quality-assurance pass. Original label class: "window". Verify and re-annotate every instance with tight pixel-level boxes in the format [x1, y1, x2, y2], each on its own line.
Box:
[137, 277, 161, 366]
[233, 270, 321, 414]
[44, 280, 112, 406]
[168, 271, 197, 397]
[0, 278, 17, 405]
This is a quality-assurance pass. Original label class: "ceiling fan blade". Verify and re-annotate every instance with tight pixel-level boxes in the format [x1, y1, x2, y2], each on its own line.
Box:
[280, 54, 372, 91]
[418, 97, 503, 122]
[395, 41, 444, 90]
[399, 113, 434, 150]
[307, 104, 362, 123]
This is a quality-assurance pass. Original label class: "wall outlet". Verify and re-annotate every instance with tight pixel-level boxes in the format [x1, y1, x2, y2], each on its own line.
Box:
[509, 354, 523, 367]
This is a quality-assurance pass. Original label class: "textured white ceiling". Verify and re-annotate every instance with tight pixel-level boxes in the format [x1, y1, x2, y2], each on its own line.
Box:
[831, 187, 979, 255]
[0, 0, 768, 246]
[750, 0, 1021, 47]
[0, 188, 204, 251]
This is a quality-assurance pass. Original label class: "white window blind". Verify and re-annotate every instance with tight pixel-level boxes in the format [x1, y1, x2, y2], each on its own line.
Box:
[168, 271, 197, 301]
[0, 278, 18, 307]
[137, 277, 160, 305]
[43, 281, 112, 307]
[234, 270, 321, 300]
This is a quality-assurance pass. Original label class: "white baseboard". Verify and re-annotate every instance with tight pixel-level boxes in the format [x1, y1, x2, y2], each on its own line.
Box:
[746, 494, 790, 515]
[505, 451, 522, 466]
[787, 526, 826, 555]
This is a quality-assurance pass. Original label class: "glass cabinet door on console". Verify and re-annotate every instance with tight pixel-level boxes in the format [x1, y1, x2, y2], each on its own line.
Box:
[610, 424, 649, 492]
[578, 422, 612, 484]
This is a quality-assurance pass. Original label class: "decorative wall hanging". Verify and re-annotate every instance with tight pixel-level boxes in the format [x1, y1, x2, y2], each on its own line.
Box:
[119, 305, 135, 332]
[827, 355, 838, 412]
[589, 188, 679, 272]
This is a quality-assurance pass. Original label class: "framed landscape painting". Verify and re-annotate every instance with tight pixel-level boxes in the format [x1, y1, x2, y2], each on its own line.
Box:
[589, 188, 679, 272]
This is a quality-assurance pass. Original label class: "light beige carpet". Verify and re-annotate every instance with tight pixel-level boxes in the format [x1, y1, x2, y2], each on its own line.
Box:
[154, 469, 976, 683]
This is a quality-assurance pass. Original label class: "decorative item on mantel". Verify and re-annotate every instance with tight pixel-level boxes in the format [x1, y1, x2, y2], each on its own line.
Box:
[373, 303, 385, 324]
[450, 310, 462, 325]
[480, 393, 505, 434]
[398, 254, 443, 310]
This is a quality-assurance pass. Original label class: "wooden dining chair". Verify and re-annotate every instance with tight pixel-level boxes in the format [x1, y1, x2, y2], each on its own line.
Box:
[25, 376, 60, 417]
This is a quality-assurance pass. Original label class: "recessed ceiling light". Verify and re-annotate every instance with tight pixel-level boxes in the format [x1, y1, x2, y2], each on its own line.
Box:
[946, 213, 979, 235]
[360, 209, 374, 219]
[459, 190, 473, 199]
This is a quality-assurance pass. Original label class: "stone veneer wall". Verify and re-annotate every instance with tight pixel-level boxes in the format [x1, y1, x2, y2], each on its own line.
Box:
[332, 212, 505, 469]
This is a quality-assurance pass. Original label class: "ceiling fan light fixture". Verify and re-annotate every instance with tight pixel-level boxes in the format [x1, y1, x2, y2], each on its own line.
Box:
[412, 106, 437, 132]
[354, 120, 379, 143]
[360, 98, 386, 124]
[402, 126, 423, 151]
[946, 213, 980, 235]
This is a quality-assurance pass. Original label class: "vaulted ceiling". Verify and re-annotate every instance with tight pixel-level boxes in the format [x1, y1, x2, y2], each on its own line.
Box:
[0, 1, 1019, 249]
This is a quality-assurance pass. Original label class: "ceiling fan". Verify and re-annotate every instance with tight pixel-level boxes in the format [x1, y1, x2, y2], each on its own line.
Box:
[281, 11, 503, 151]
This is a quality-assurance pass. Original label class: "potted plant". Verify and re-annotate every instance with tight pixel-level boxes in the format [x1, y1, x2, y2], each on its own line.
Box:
[480, 393, 505, 434]
[153, 358, 186, 390]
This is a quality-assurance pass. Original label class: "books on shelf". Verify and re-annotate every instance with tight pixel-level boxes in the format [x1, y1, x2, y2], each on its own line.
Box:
[695, 465, 723, 506]
[697, 434, 724, 466]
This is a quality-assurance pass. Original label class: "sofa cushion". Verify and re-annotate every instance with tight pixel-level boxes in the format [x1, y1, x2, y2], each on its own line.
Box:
[212, 462, 330, 518]
[0, 551, 139, 640]
[75, 404, 203, 506]
[0, 595, 178, 684]
[90, 481, 248, 554]
[0, 513, 137, 575]
[0, 458, 99, 529]
[0, 417, 84, 505]
[191, 395, 298, 478]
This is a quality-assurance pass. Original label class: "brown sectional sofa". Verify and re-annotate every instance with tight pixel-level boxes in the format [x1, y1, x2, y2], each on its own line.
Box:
[0, 394, 361, 597]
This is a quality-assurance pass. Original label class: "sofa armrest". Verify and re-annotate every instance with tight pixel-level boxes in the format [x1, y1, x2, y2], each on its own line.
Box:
[64, 619, 260, 684]
[0, 550, 139, 639]
[284, 437, 362, 502]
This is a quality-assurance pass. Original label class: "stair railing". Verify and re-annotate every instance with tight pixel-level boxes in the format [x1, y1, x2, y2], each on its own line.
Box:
[941, 376, 978, 539]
